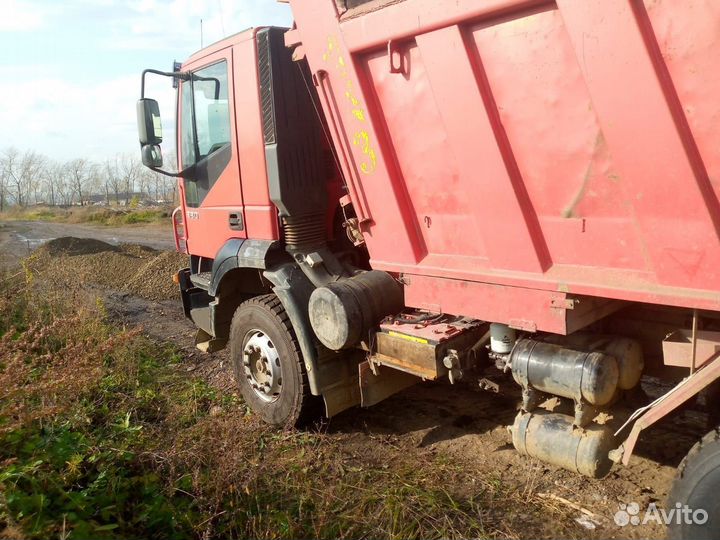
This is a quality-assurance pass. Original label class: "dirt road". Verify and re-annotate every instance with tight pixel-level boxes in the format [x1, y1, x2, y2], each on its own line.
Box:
[0, 220, 174, 267]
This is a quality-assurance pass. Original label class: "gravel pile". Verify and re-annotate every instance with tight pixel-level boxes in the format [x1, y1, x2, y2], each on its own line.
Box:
[124, 251, 189, 301]
[32, 237, 188, 301]
[42, 237, 120, 257]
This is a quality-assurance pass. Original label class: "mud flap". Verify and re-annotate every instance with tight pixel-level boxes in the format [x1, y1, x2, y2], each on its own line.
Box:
[359, 361, 420, 407]
[194, 328, 228, 353]
[264, 263, 361, 416]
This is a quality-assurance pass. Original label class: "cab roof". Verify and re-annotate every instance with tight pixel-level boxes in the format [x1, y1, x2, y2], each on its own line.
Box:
[183, 26, 290, 68]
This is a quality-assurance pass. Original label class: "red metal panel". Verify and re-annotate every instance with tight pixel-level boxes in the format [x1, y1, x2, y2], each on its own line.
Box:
[469, 8, 646, 271]
[232, 36, 279, 241]
[362, 44, 490, 260]
[291, 2, 425, 265]
[403, 274, 567, 334]
[339, 0, 547, 53]
[415, 26, 549, 273]
[643, 0, 720, 222]
[556, 0, 720, 289]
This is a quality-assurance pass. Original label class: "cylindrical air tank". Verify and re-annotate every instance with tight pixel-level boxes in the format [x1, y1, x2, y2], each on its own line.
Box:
[510, 339, 619, 406]
[511, 410, 615, 478]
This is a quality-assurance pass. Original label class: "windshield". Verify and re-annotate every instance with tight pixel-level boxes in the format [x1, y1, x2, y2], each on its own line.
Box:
[181, 60, 230, 168]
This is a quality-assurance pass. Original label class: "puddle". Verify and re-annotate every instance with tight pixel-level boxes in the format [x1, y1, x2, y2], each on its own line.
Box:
[13, 234, 55, 251]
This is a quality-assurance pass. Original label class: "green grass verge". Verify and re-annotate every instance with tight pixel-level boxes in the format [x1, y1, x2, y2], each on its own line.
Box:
[83, 209, 167, 226]
[0, 207, 170, 227]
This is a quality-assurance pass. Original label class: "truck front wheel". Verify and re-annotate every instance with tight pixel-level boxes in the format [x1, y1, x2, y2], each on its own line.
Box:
[229, 294, 322, 427]
[667, 428, 720, 539]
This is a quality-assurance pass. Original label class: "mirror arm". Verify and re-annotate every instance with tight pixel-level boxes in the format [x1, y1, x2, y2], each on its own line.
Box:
[147, 164, 196, 179]
[141, 69, 190, 98]
[190, 74, 220, 99]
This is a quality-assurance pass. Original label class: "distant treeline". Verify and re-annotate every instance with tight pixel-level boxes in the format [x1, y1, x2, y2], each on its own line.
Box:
[0, 147, 178, 211]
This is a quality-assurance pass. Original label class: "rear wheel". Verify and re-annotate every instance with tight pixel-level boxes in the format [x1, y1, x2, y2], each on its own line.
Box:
[667, 428, 720, 539]
[229, 294, 322, 427]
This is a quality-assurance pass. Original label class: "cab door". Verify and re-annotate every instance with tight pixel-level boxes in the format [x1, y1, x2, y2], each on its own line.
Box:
[178, 48, 245, 259]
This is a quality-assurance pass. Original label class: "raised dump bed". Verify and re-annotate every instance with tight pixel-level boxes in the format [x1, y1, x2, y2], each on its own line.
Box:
[287, 0, 720, 333]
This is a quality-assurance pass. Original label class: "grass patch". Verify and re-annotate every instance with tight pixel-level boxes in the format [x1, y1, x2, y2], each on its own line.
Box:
[25, 209, 59, 221]
[83, 209, 167, 226]
[0, 266, 542, 539]
[0, 206, 171, 227]
[0, 276, 202, 538]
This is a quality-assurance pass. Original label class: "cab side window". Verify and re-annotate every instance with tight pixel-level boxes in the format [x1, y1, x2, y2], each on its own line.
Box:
[180, 60, 232, 207]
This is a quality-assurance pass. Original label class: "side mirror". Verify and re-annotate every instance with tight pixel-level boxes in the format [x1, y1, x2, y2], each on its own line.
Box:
[141, 144, 163, 168]
[137, 98, 162, 145]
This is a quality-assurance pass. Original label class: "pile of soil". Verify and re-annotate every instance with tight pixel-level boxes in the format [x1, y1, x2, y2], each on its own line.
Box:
[43, 237, 120, 257]
[124, 251, 191, 301]
[31, 237, 187, 301]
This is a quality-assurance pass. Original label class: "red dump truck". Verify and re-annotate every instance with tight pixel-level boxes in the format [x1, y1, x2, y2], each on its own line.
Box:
[136, 1, 720, 536]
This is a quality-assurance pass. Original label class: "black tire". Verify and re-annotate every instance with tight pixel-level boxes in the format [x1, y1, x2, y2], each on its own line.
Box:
[667, 428, 720, 539]
[229, 294, 323, 427]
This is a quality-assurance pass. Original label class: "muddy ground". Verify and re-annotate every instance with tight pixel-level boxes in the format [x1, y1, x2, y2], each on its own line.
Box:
[0, 220, 174, 268]
[0, 220, 704, 539]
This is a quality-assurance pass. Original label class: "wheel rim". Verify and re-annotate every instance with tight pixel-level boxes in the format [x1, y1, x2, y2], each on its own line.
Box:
[241, 329, 282, 402]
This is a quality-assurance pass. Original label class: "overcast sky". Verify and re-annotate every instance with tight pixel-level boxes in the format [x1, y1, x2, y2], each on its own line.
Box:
[0, 0, 292, 161]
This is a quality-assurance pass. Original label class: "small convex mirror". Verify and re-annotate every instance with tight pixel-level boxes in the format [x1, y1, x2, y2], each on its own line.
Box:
[141, 144, 163, 168]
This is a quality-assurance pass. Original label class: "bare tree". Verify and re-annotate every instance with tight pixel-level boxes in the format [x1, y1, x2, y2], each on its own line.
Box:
[136, 167, 149, 202]
[0, 148, 159, 210]
[149, 168, 162, 202]
[160, 150, 178, 204]
[1, 148, 44, 207]
[1, 147, 19, 207]
[103, 158, 122, 204]
[140, 166, 177, 205]
[67, 158, 89, 206]
[23, 152, 46, 205]
[118, 153, 141, 204]
[86, 162, 102, 204]
[41, 160, 64, 207]
[0, 148, 16, 211]
[101, 165, 111, 205]
[0, 166, 5, 211]
[56, 164, 74, 207]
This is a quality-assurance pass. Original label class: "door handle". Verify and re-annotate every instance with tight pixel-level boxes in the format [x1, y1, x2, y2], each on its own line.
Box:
[228, 212, 244, 231]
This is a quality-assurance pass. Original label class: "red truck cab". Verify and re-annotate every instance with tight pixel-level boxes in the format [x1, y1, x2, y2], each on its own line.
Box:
[175, 29, 279, 260]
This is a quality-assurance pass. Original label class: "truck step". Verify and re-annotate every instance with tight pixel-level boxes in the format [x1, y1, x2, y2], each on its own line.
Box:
[189, 272, 211, 290]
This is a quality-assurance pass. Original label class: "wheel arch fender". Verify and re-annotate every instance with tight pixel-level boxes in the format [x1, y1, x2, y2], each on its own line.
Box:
[202, 238, 285, 346]
[208, 238, 284, 297]
[263, 263, 323, 396]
